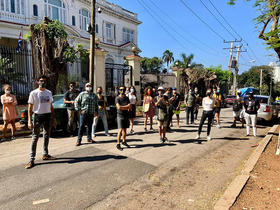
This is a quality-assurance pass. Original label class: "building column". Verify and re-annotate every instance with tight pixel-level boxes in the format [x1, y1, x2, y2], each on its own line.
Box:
[125, 54, 142, 103]
[94, 47, 107, 93]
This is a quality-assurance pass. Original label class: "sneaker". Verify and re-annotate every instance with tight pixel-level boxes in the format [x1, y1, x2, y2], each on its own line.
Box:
[92, 134, 96, 138]
[25, 161, 35, 169]
[11, 136, 16, 140]
[116, 144, 123, 151]
[196, 135, 200, 140]
[42, 155, 56, 160]
[76, 142, 81, 146]
[163, 137, 168, 142]
[105, 133, 110, 136]
[87, 139, 96, 143]
[216, 124, 221, 129]
[230, 123, 236, 128]
[246, 134, 250, 136]
[160, 137, 164, 143]
[144, 128, 148, 132]
[122, 141, 130, 148]
[130, 130, 135, 135]
[207, 136, 212, 141]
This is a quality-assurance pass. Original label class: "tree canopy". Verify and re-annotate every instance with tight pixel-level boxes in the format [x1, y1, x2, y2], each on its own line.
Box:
[162, 50, 174, 71]
[228, 0, 280, 59]
[140, 57, 163, 74]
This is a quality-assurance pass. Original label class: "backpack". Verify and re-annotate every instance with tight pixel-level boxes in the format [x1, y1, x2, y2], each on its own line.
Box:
[233, 99, 240, 111]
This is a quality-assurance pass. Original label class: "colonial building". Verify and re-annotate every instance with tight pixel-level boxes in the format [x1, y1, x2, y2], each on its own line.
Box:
[0, 0, 141, 87]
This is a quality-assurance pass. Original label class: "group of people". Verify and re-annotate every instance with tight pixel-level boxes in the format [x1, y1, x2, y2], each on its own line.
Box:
[0, 75, 261, 169]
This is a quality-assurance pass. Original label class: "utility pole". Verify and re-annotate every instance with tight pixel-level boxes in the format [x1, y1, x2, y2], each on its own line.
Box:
[260, 69, 263, 95]
[233, 45, 246, 93]
[89, 0, 96, 84]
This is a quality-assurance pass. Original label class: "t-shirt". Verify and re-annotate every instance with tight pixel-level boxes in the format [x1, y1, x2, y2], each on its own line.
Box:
[202, 97, 214, 111]
[170, 93, 180, 108]
[28, 89, 53, 114]
[115, 95, 130, 117]
[64, 90, 79, 110]
[233, 96, 243, 112]
[129, 93, 137, 105]
[213, 93, 223, 107]
[185, 93, 195, 108]
[244, 98, 260, 115]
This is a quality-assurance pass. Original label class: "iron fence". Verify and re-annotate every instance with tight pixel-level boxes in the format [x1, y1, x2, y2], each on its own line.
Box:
[0, 46, 33, 104]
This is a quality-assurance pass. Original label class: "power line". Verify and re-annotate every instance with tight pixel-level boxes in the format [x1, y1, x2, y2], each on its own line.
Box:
[199, 0, 236, 40]
[179, 0, 225, 41]
[148, 0, 221, 56]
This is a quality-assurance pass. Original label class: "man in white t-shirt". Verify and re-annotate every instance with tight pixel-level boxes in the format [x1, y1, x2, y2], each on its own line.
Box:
[25, 75, 57, 169]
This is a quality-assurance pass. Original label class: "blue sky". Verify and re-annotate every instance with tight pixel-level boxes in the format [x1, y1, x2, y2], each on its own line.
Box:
[109, 0, 275, 73]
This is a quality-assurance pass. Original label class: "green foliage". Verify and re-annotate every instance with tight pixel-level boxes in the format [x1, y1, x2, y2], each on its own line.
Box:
[238, 65, 273, 95]
[0, 55, 24, 84]
[206, 65, 232, 91]
[162, 50, 174, 70]
[23, 31, 31, 41]
[141, 57, 163, 74]
[46, 20, 67, 39]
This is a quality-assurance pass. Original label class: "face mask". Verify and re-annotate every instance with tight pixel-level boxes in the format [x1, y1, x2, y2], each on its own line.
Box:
[97, 91, 102, 94]
[217, 90, 220, 93]
[189, 92, 192, 94]
[158, 91, 163, 96]
[38, 82, 46, 88]
[195, 90, 198, 93]
[173, 90, 177, 94]
[147, 90, 151, 95]
[86, 87, 92, 91]
[131, 89, 135, 93]
[5, 90, 10, 94]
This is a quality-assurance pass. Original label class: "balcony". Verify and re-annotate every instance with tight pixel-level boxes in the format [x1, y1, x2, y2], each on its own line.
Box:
[0, 10, 28, 24]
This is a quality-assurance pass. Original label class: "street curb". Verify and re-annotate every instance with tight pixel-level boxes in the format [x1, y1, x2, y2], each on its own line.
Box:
[214, 124, 279, 210]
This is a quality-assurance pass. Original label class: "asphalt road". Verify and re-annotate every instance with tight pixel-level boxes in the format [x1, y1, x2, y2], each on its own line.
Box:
[0, 108, 271, 209]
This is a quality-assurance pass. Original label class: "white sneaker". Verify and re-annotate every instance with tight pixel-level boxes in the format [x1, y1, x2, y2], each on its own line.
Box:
[216, 124, 221, 129]
[196, 134, 200, 139]
[207, 136, 212, 141]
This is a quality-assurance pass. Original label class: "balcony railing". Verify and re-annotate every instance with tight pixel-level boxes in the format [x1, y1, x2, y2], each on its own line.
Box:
[0, 11, 42, 25]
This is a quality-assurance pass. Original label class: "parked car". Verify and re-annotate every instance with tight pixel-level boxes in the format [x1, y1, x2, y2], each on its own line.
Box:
[20, 94, 117, 134]
[244, 95, 278, 122]
[224, 95, 236, 106]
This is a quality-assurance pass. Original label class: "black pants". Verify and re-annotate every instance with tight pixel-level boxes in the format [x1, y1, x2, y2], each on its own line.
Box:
[167, 107, 174, 129]
[186, 107, 194, 124]
[77, 113, 94, 143]
[198, 110, 214, 136]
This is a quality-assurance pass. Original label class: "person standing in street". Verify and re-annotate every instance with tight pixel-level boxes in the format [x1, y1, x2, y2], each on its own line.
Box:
[165, 87, 173, 131]
[196, 89, 215, 141]
[185, 88, 196, 125]
[1, 84, 17, 141]
[169, 87, 181, 128]
[231, 91, 245, 128]
[194, 87, 200, 121]
[155, 87, 169, 143]
[64, 82, 80, 136]
[128, 86, 137, 134]
[143, 87, 155, 132]
[116, 86, 131, 151]
[74, 83, 98, 146]
[212, 87, 223, 128]
[25, 75, 57, 169]
[92, 86, 109, 137]
[244, 92, 260, 137]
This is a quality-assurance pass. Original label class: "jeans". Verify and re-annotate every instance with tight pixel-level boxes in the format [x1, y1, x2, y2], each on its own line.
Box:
[198, 110, 214, 136]
[30, 113, 52, 161]
[186, 107, 194, 124]
[194, 105, 199, 120]
[92, 109, 108, 135]
[67, 109, 80, 133]
[77, 113, 94, 143]
[167, 107, 174, 128]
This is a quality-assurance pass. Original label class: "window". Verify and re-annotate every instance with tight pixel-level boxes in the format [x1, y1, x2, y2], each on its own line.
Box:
[0, 0, 25, 14]
[106, 23, 113, 43]
[123, 28, 134, 43]
[96, 24, 98, 33]
[72, 15, 75, 26]
[79, 9, 90, 31]
[44, 0, 66, 24]
[33, 4, 38, 16]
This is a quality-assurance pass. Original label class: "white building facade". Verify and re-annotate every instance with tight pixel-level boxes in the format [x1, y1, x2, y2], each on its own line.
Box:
[0, 0, 141, 83]
[269, 62, 280, 83]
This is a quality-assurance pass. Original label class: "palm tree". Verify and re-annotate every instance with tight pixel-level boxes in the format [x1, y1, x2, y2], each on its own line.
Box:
[162, 50, 174, 72]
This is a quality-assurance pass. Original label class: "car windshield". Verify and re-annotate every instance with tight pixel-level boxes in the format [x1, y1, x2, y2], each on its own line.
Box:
[53, 95, 64, 106]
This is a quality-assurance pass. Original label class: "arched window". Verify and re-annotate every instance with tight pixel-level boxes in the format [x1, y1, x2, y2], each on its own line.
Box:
[79, 9, 90, 31]
[0, 0, 25, 15]
[44, 0, 66, 24]
[33, 4, 38, 16]
[72, 15, 75, 26]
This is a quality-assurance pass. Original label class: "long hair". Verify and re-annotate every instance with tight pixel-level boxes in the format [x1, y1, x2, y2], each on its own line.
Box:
[144, 86, 153, 97]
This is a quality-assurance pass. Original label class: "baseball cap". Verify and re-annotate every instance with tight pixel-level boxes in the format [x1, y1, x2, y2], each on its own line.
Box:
[158, 86, 164, 91]
[172, 87, 177, 90]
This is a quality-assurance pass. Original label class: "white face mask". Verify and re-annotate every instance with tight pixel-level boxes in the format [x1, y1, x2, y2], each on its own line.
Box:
[131, 89, 135, 93]
[85, 87, 92, 92]
[5, 90, 11, 94]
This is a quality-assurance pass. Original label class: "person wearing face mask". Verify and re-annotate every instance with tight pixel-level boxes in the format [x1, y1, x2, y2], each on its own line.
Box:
[1, 84, 17, 141]
[168, 87, 181, 128]
[165, 87, 173, 131]
[128, 86, 137, 134]
[143, 86, 155, 132]
[64, 82, 80, 136]
[194, 87, 201, 121]
[116, 86, 131, 151]
[196, 89, 215, 141]
[185, 88, 196, 125]
[231, 90, 245, 128]
[25, 75, 57, 169]
[212, 87, 223, 128]
[74, 83, 98, 146]
[92, 87, 110, 137]
[244, 92, 260, 137]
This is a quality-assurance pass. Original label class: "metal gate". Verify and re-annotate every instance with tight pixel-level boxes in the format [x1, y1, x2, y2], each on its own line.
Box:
[105, 63, 132, 96]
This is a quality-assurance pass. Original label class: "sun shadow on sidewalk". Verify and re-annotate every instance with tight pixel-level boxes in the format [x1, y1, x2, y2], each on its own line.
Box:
[171, 139, 207, 144]
[35, 155, 128, 166]
[212, 137, 250, 141]
[129, 142, 177, 149]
